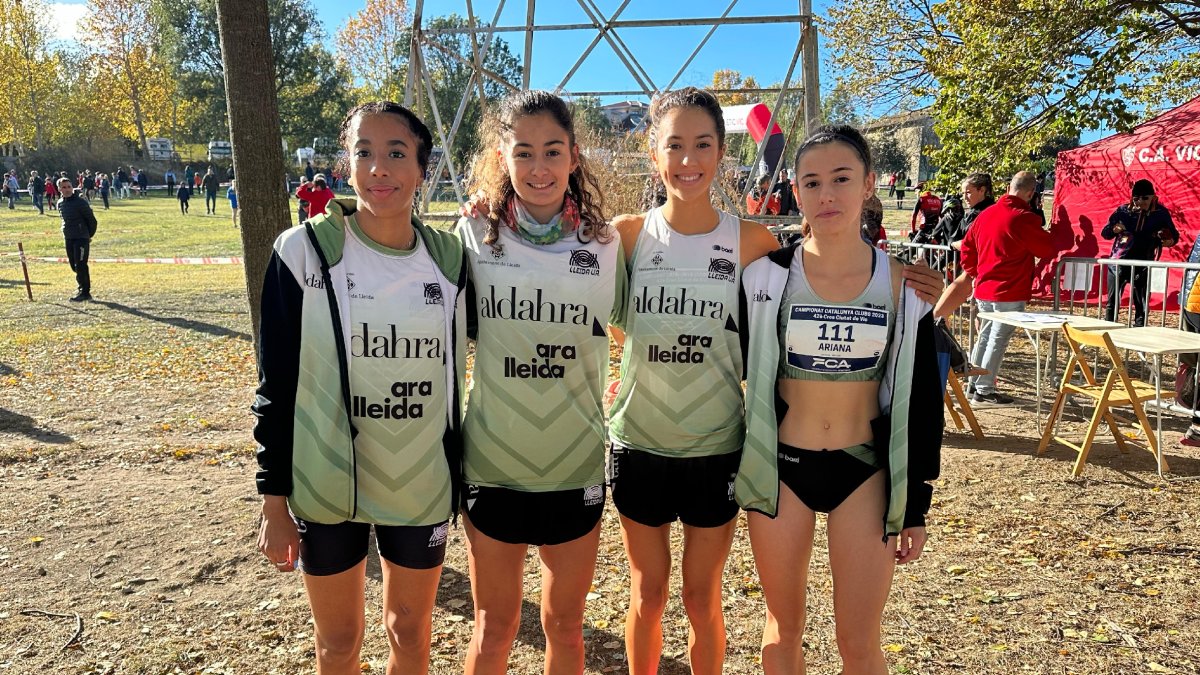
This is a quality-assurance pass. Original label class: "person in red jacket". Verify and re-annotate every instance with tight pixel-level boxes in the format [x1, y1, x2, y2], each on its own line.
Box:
[910, 185, 943, 237]
[295, 173, 335, 220]
[745, 174, 781, 215]
[934, 171, 1057, 405]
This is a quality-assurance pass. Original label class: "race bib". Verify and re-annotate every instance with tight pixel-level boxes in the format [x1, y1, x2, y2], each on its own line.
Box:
[785, 304, 889, 373]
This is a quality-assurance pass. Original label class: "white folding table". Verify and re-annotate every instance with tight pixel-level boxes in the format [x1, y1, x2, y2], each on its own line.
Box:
[973, 311, 1125, 423]
[1102, 326, 1200, 479]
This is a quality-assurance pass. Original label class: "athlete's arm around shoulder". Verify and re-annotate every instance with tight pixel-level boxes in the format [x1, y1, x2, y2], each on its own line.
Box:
[739, 218, 780, 267]
[608, 213, 645, 347]
[612, 212, 645, 262]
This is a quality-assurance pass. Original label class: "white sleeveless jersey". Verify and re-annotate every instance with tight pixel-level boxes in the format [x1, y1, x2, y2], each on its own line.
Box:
[457, 216, 625, 491]
[608, 207, 745, 456]
[343, 219, 451, 525]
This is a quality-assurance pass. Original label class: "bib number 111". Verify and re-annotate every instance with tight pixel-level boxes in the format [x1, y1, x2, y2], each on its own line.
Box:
[817, 323, 855, 343]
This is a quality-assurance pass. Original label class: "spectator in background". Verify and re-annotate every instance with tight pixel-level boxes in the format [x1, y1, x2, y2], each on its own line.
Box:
[29, 171, 45, 215]
[861, 192, 886, 246]
[296, 176, 310, 224]
[202, 167, 220, 215]
[932, 195, 964, 246]
[304, 159, 314, 182]
[118, 166, 131, 199]
[165, 169, 176, 196]
[58, 178, 98, 302]
[98, 172, 111, 209]
[137, 168, 149, 196]
[82, 170, 96, 200]
[129, 167, 139, 196]
[746, 174, 781, 215]
[177, 178, 191, 215]
[4, 171, 18, 209]
[1102, 179, 1179, 327]
[894, 171, 908, 209]
[194, 170, 202, 191]
[774, 169, 798, 215]
[887, 171, 897, 197]
[910, 183, 943, 238]
[45, 176, 58, 211]
[944, 173, 996, 251]
[228, 180, 239, 228]
[1179, 247, 1200, 447]
[934, 172, 1057, 405]
[183, 165, 195, 193]
[296, 173, 334, 221]
[114, 166, 126, 200]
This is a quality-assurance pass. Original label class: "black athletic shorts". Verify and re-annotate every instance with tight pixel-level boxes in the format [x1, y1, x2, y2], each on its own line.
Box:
[777, 443, 881, 514]
[463, 483, 605, 546]
[608, 445, 741, 528]
[293, 517, 449, 576]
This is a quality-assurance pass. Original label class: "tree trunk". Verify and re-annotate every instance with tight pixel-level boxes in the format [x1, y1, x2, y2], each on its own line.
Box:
[215, 0, 291, 357]
[121, 51, 149, 159]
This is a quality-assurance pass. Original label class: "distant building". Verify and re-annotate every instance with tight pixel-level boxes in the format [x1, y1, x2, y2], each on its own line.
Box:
[601, 101, 649, 132]
[862, 111, 941, 183]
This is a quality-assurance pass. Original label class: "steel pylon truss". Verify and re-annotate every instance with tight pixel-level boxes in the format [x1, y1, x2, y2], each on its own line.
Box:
[404, 0, 821, 223]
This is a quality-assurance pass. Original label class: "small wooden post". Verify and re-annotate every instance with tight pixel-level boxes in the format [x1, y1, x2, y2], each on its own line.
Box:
[18, 242, 33, 301]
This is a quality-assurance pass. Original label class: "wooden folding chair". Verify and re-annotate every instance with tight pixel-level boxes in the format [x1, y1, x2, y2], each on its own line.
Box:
[1037, 324, 1167, 476]
[944, 366, 990, 439]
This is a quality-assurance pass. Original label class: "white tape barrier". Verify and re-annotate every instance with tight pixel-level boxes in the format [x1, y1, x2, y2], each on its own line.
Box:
[4, 254, 242, 265]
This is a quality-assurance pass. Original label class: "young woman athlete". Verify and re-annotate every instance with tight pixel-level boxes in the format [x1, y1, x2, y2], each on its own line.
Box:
[456, 90, 625, 675]
[607, 88, 945, 675]
[735, 125, 944, 674]
[606, 87, 779, 675]
[255, 102, 468, 675]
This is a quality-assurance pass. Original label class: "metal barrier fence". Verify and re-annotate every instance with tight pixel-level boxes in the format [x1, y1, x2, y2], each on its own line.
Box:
[884, 240, 974, 346]
[1051, 256, 1200, 420]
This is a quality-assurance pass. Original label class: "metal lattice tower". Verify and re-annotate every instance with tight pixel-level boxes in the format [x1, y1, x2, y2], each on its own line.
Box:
[404, 0, 821, 223]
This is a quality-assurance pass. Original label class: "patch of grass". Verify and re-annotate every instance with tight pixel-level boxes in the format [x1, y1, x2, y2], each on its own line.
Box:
[0, 193, 247, 258]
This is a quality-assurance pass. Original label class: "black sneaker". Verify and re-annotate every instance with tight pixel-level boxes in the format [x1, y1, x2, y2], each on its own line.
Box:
[69, 292, 92, 302]
[971, 391, 1015, 406]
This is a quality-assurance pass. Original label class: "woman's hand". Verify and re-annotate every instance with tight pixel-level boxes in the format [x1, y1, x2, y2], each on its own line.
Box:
[894, 526, 927, 564]
[902, 261, 945, 304]
[258, 495, 300, 572]
[459, 191, 491, 219]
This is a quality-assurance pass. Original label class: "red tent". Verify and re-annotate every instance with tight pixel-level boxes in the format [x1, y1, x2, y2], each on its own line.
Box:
[1038, 96, 1200, 308]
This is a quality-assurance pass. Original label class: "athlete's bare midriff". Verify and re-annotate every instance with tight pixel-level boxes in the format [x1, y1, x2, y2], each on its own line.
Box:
[777, 378, 880, 450]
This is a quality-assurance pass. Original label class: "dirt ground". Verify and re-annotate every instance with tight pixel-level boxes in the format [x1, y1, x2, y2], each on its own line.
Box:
[2, 272, 1199, 674]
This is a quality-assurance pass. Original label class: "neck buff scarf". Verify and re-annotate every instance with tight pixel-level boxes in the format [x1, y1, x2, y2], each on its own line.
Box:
[504, 193, 581, 245]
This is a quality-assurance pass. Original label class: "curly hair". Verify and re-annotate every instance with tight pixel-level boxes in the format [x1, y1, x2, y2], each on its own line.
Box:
[467, 90, 610, 252]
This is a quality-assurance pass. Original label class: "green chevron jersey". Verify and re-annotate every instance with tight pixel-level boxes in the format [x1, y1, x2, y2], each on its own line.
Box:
[457, 216, 626, 491]
[342, 218, 452, 524]
[608, 207, 745, 457]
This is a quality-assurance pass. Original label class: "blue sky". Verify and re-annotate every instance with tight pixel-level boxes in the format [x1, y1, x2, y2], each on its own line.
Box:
[312, 0, 822, 99]
[50, 0, 1105, 142]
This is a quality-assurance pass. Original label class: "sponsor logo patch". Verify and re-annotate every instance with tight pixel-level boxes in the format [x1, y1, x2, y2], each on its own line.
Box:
[569, 249, 600, 276]
[708, 257, 736, 282]
[428, 522, 449, 547]
[423, 282, 443, 305]
[583, 484, 603, 506]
